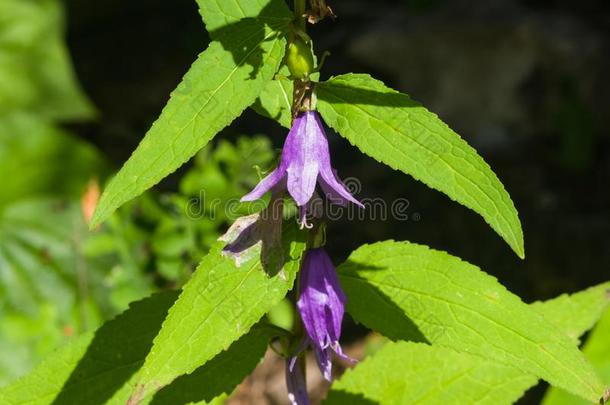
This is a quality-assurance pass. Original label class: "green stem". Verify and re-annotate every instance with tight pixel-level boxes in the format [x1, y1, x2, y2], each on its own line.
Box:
[294, 0, 306, 30]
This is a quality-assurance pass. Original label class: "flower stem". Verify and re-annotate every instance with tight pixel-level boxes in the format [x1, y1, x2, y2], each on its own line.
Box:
[294, 0, 306, 30]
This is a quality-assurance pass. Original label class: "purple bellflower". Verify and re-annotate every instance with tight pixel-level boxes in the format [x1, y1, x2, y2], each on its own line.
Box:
[296, 248, 355, 381]
[241, 111, 363, 228]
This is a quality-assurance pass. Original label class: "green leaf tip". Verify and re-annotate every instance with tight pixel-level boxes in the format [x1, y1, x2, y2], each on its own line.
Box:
[89, 12, 291, 228]
[317, 73, 525, 259]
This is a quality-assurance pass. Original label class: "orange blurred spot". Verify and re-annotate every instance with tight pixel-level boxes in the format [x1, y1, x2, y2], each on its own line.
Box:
[81, 179, 100, 225]
[63, 325, 75, 337]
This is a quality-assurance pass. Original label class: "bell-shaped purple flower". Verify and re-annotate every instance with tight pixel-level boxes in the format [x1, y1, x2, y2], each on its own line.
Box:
[297, 248, 355, 381]
[241, 111, 363, 227]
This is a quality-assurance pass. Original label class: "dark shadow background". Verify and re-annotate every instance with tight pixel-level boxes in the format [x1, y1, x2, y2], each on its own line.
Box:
[63, 0, 610, 402]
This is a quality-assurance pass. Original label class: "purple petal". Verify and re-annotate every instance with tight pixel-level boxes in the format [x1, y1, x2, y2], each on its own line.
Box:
[313, 347, 333, 381]
[322, 265, 347, 342]
[297, 249, 346, 351]
[297, 251, 332, 348]
[241, 167, 286, 202]
[306, 111, 363, 208]
[286, 357, 310, 405]
[318, 166, 364, 208]
[332, 341, 357, 365]
[284, 112, 324, 206]
[318, 174, 349, 206]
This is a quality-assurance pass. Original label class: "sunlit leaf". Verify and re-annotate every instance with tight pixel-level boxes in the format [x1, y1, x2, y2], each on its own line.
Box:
[542, 307, 610, 405]
[127, 223, 306, 403]
[338, 241, 606, 402]
[196, 0, 291, 33]
[0, 291, 277, 405]
[91, 4, 291, 228]
[253, 71, 293, 128]
[317, 74, 524, 258]
[327, 282, 610, 405]
[532, 282, 610, 345]
[326, 341, 533, 405]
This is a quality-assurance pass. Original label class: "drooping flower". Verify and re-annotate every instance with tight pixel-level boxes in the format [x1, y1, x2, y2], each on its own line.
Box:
[285, 356, 309, 405]
[296, 248, 355, 381]
[241, 111, 363, 228]
[219, 195, 285, 273]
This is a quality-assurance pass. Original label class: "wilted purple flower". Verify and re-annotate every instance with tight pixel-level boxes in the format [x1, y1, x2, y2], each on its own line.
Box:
[297, 248, 355, 381]
[285, 357, 309, 405]
[241, 111, 363, 228]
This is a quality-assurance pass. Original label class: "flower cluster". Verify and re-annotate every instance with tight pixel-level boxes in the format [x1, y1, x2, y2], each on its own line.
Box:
[236, 110, 361, 404]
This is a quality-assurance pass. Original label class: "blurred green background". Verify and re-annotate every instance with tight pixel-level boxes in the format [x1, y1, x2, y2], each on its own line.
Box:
[0, 0, 608, 402]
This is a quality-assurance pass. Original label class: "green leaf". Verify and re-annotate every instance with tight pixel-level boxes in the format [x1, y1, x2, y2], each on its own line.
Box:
[532, 282, 610, 345]
[317, 74, 524, 258]
[196, 0, 292, 33]
[146, 325, 277, 405]
[0, 0, 94, 120]
[127, 223, 306, 403]
[252, 75, 293, 128]
[0, 291, 275, 405]
[327, 282, 610, 405]
[543, 306, 610, 405]
[194, 0, 297, 129]
[90, 7, 291, 228]
[252, 64, 324, 128]
[338, 241, 606, 402]
[326, 341, 535, 405]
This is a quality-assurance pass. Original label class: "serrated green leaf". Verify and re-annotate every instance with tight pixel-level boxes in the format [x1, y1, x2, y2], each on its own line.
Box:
[543, 307, 610, 405]
[195, 0, 306, 130]
[252, 75, 293, 128]
[146, 324, 276, 405]
[0, 291, 275, 405]
[196, 0, 292, 33]
[128, 223, 306, 403]
[317, 74, 524, 258]
[195, 0, 295, 130]
[532, 282, 610, 345]
[327, 282, 610, 405]
[338, 241, 605, 402]
[252, 64, 323, 128]
[326, 341, 535, 405]
[91, 9, 290, 228]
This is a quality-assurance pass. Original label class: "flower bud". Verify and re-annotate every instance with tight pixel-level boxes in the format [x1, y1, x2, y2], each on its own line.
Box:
[286, 38, 314, 79]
